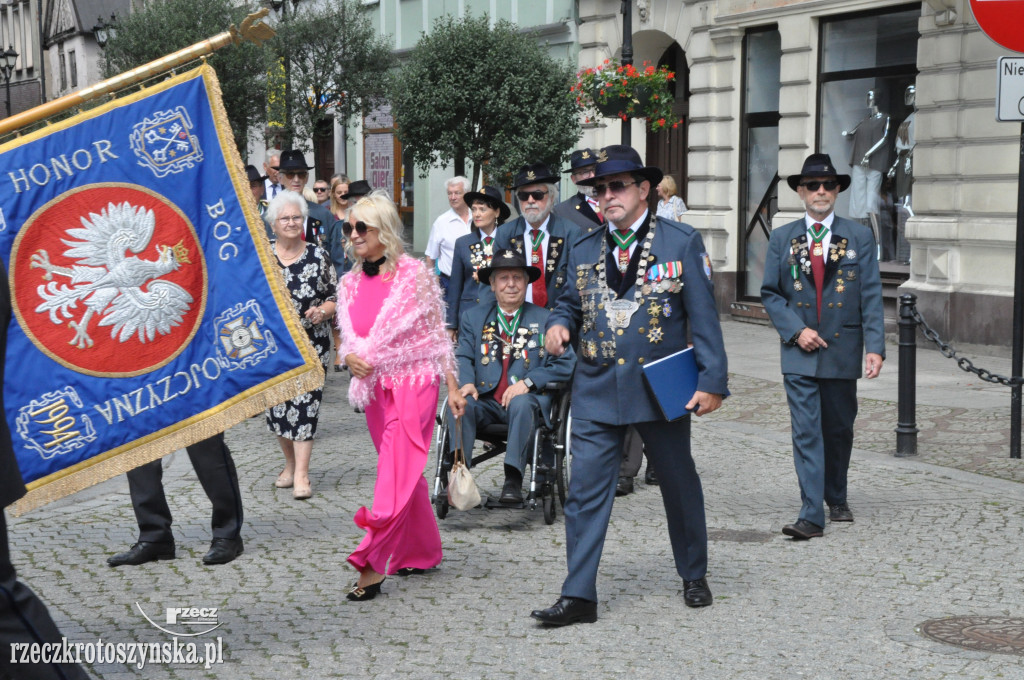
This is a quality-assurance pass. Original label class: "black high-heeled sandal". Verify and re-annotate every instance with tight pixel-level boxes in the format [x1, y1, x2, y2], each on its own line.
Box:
[346, 578, 386, 601]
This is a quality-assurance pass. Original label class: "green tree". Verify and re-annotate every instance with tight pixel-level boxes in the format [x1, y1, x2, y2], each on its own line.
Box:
[101, 0, 269, 155]
[274, 0, 395, 150]
[390, 14, 581, 187]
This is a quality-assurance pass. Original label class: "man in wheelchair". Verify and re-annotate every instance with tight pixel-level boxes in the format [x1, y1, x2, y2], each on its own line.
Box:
[447, 249, 576, 505]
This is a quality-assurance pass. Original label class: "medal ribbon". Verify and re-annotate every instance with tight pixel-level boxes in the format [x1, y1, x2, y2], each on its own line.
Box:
[611, 228, 636, 272]
[496, 308, 522, 339]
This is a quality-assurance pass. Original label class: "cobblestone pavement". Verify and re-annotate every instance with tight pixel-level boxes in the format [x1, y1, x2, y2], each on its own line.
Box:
[7, 320, 1024, 679]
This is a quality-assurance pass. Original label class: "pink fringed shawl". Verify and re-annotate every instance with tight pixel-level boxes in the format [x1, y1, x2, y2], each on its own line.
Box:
[336, 254, 455, 408]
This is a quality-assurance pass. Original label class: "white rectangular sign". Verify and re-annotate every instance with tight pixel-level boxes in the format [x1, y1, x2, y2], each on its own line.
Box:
[996, 57, 1024, 121]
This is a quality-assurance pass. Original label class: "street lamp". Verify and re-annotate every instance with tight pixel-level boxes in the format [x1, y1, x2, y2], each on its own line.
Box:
[93, 14, 118, 48]
[2, 45, 18, 118]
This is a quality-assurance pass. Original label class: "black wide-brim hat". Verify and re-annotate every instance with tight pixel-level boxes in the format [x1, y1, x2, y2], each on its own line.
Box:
[341, 179, 373, 200]
[576, 144, 663, 187]
[245, 164, 265, 183]
[278, 149, 314, 172]
[786, 153, 851, 192]
[563, 148, 597, 173]
[511, 162, 560, 188]
[477, 248, 541, 285]
[463, 185, 511, 223]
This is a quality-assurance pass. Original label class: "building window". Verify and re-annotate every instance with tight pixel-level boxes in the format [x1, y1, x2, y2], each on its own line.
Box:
[819, 5, 919, 263]
[738, 27, 781, 300]
[68, 49, 77, 88]
[58, 48, 67, 91]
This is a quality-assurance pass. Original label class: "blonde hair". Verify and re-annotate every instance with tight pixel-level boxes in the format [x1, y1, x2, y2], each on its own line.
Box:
[660, 175, 679, 197]
[349, 190, 406, 274]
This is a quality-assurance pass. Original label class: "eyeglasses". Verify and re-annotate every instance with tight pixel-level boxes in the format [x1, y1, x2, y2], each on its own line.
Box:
[269, 166, 280, 170]
[592, 180, 638, 196]
[313, 186, 329, 192]
[276, 215, 304, 224]
[799, 180, 840, 192]
[516, 189, 548, 202]
[342, 221, 377, 236]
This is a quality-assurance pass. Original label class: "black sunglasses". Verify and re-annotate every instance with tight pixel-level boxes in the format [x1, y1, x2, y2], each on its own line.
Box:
[313, 186, 329, 192]
[799, 180, 840, 192]
[516, 189, 548, 202]
[592, 180, 639, 196]
[342, 221, 377, 237]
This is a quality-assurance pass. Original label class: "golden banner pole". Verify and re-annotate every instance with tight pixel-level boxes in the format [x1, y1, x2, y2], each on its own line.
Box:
[0, 9, 275, 138]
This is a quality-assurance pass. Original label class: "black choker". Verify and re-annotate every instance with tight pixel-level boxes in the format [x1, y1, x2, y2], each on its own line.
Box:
[362, 256, 387, 277]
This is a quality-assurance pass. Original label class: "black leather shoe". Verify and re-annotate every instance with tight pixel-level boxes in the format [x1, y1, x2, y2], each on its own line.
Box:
[530, 597, 598, 626]
[615, 476, 634, 496]
[202, 537, 244, 565]
[829, 503, 854, 522]
[107, 541, 175, 567]
[782, 519, 824, 540]
[500, 468, 524, 504]
[683, 577, 713, 607]
[644, 468, 658, 485]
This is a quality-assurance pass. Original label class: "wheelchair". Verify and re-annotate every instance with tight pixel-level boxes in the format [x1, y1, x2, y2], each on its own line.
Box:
[431, 382, 573, 525]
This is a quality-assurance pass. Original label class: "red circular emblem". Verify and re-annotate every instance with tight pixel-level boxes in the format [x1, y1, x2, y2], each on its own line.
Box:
[11, 184, 207, 376]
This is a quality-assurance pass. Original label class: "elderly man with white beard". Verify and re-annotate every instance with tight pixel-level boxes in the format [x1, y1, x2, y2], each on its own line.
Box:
[493, 162, 582, 311]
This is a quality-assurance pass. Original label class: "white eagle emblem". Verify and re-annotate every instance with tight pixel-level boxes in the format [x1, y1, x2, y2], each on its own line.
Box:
[30, 201, 194, 349]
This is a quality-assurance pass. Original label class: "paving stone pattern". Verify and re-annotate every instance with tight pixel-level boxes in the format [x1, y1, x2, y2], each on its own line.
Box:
[7, 321, 1024, 679]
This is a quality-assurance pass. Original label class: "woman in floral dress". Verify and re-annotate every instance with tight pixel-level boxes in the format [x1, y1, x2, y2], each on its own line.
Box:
[265, 191, 337, 500]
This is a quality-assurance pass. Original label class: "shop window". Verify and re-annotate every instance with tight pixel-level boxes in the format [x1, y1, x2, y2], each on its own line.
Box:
[819, 5, 918, 264]
[738, 27, 781, 300]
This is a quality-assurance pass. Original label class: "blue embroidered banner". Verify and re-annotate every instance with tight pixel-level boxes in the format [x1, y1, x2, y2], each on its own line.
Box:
[0, 66, 322, 512]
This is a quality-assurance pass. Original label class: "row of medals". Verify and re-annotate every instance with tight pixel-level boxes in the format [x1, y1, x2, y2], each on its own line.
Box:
[480, 326, 534, 366]
[788, 237, 854, 293]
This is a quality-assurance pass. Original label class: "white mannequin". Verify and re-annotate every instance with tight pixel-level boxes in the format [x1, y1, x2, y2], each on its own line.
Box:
[843, 89, 890, 230]
[888, 84, 915, 264]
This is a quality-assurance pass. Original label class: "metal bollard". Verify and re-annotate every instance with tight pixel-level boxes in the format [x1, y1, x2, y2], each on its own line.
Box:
[895, 293, 919, 456]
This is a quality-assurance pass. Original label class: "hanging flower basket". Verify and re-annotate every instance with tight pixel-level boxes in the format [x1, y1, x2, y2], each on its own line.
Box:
[571, 59, 679, 132]
[593, 84, 652, 118]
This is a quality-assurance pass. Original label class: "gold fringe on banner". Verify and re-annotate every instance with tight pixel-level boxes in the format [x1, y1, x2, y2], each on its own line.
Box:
[11, 65, 324, 515]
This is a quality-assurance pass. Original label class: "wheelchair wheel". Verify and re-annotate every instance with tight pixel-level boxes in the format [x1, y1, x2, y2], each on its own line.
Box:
[554, 394, 572, 508]
[433, 402, 453, 520]
[543, 493, 556, 525]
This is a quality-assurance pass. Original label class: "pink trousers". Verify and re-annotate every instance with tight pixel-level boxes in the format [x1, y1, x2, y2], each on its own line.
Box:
[347, 379, 443, 575]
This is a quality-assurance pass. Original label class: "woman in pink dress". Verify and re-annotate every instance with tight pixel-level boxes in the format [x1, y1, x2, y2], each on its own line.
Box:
[336, 191, 460, 601]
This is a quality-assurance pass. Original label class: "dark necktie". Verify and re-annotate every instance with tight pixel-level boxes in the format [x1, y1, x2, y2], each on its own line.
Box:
[810, 222, 828, 321]
[529, 229, 547, 308]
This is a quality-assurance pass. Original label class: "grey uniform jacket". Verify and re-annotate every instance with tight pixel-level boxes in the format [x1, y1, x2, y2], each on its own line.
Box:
[553, 193, 603, 233]
[761, 216, 886, 379]
[446, 231, 496, 330]
[457, 301, 576, 425]
[547, 216, 728, 426]
[493, 213, 582, 310]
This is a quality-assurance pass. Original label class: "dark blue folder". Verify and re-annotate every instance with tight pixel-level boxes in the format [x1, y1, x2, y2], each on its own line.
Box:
[641, 347, 699, 421]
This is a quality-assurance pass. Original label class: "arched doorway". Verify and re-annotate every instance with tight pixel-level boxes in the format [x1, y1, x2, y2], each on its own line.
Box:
[645, 43, 688, 208]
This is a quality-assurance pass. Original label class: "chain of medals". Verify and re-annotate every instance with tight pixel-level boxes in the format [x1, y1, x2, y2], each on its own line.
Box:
[595, 215, 657, 333]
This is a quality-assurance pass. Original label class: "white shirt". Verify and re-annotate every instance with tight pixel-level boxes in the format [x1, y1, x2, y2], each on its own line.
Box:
[521, 216, 550, 304]
[264, 178, 281, 199]
[804, 213, 835, 253]
[607, 210, 648, 258]
[426, 208, 471, 276]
